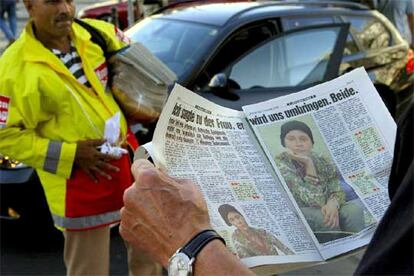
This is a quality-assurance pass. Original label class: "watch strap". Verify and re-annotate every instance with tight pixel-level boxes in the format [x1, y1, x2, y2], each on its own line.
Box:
[180, 229, 225, 259]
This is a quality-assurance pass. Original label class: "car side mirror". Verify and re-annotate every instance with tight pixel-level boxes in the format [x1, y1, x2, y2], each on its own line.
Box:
[208, 73, 240, 101]
[209, 73, 228, 88]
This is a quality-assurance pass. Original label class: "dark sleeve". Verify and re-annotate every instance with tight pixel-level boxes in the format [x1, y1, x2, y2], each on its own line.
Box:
[388, 103, 413, 199]
[354, 103, 414, 275]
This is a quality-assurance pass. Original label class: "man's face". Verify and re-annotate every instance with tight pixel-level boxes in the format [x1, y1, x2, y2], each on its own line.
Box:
[26, 0, 76, 39]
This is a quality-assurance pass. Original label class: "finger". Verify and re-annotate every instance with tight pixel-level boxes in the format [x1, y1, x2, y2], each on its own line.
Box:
[84, 168, 99, 183]
[131, 159, 156, 180]
[132, 159, 156, 171]
[119, 208, 136, 242]
[329, 212, 338, 228]
[332, 210, 339, 227]
[174, 177, 195, 186]
[96, 151, 118, 161]
[322, 208, 333, 227]
[334, 214, 339, 228]
[327, 213, 335, 228]
[90, 166, 112, 180]
[98, 161, 120, 173]
[324, 215, 330, 226]
[86, 139, 107, 147]
[321, 207, 328, 224]
[321, 206, 326, 216]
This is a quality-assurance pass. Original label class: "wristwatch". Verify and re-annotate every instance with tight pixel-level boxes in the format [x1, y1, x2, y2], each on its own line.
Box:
[168, 229, 225, 276]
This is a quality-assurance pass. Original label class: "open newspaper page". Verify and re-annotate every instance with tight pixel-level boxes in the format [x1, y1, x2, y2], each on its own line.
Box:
[147, 84, 323, 268]
[242, 68, 396, 260]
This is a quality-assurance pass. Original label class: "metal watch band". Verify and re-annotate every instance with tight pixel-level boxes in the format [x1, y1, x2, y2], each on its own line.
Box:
[180, 229, 226, 259]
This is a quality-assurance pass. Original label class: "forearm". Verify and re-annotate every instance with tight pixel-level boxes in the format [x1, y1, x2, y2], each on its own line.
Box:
[0, 128, 76, 178]
[194, 240, 253, 276]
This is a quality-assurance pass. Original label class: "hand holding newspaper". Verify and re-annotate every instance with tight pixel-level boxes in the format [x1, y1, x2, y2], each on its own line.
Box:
[137, 68, 396, 273]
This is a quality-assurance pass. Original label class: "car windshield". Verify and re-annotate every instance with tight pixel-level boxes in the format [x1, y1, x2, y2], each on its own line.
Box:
[126, 18, 219, 80]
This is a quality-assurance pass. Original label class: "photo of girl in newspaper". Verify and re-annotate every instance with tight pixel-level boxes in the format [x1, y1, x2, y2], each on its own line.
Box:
[274, 120, 366, 243]
[218, 204, 294, 258]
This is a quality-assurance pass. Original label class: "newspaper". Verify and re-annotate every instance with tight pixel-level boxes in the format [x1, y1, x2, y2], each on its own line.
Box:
[138, 68, 396, 271]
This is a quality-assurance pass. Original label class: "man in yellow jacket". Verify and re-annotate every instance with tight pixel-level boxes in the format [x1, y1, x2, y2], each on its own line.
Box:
[0, 0, 161, 275]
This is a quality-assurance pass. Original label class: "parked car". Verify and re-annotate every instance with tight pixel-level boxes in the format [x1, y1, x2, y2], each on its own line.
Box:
[77, 0, 146, 30]
[77, 0, 251, 30]
[0, 155, 61, 245]
[125, 0, 413, 114]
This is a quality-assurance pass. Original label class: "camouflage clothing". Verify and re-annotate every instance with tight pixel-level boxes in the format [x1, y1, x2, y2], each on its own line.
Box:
[275, 151, 345, 208]
[233, 227, 294, 258]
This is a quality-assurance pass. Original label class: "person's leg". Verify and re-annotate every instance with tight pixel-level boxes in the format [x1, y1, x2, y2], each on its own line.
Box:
[125, 241, 163, 276]
[7, 2, 17, 38]
[339, 200, 365, 233]
[63, 226, 110, 276]
[0, 7, 14, 42]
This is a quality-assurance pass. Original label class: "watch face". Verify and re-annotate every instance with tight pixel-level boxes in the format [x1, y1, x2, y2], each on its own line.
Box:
[168, 252, 192, 276]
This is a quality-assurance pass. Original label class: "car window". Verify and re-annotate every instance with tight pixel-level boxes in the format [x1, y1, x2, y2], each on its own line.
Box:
[281, 16, 334, 29]
[196, 21, 276, 90]
[126, 18, 218, 80]
[281, 15, 357, 56]
[342, 15, 391, 51]
[227, 26, 343, 89]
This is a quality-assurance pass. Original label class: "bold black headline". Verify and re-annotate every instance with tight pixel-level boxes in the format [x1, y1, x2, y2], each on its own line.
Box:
[170, 103, 245, 130]
[248, 87, 358, 126]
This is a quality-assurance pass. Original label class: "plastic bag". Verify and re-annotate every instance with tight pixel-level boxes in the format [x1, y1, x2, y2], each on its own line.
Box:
[111, 43, 177, 124]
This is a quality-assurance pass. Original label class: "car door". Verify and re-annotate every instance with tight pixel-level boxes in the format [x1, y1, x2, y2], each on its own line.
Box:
[201, 23, 350, 110]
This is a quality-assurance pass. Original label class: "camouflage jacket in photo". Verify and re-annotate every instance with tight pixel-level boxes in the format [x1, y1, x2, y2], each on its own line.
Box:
[275, 151, 345, 208]
[233, 227, 294, 258]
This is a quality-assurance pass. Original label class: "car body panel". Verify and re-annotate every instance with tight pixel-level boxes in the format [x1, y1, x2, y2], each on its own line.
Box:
[0, 167, 35, 184]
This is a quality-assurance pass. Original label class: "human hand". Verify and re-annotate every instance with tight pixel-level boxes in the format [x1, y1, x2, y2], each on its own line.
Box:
[286, 149, 312, 165]
[119, 159, 211, 268]
[286, 149, 317, 176]
[321, 198, 339, 228]
[74, 139, 120, 182]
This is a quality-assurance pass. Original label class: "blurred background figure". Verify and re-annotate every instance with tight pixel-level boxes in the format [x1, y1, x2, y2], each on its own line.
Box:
[375, 0, 414, 48]
[0, 0, 18, 48]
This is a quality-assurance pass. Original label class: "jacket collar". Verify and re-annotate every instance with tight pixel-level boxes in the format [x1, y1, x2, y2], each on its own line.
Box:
[22, 20, 92, 65]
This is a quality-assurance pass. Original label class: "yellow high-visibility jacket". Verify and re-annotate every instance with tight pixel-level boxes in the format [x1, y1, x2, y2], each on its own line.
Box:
[0, 19, 136, 230]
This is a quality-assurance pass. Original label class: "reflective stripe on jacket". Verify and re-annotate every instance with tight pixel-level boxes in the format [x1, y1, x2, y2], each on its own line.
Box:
[0, 19, 136, 230]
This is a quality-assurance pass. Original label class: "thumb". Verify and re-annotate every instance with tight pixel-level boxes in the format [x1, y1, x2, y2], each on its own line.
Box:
[321, 206, 326, 216]
[131, 159, 156, 181]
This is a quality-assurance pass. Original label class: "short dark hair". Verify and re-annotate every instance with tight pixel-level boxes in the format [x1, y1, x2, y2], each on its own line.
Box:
[280, 120, 314, 147]
[218, 204, 243, 226]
